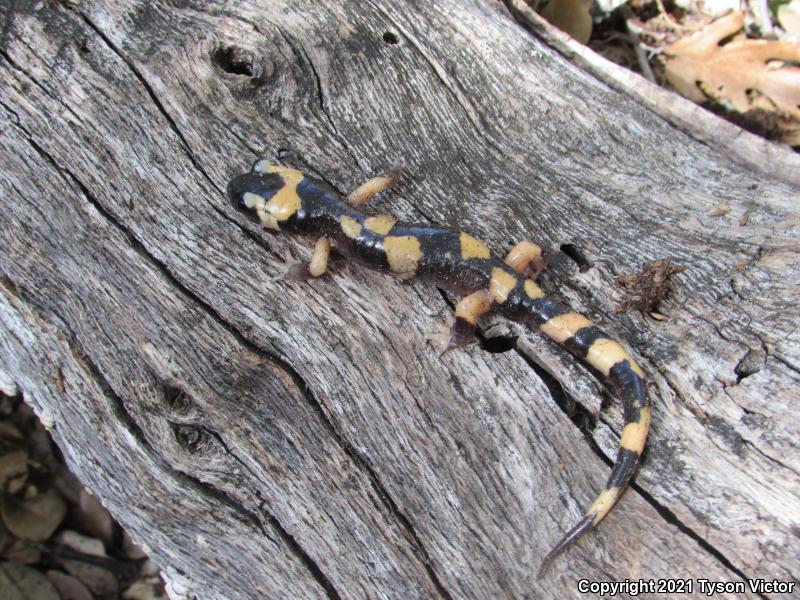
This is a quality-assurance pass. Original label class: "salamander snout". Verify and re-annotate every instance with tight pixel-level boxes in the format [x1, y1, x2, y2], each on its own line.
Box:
[227, 171, 284, 229]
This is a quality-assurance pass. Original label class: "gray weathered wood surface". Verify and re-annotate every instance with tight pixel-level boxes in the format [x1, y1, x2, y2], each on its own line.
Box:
[1, 0, 799, 598]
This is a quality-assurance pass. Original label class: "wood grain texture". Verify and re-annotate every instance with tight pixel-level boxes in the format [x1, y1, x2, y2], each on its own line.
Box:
[1, 0, 798, 598]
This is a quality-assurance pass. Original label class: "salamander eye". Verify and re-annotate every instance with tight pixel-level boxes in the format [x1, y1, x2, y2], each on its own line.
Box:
[227, 172, 282, 223]
[227, 174, 261, 222]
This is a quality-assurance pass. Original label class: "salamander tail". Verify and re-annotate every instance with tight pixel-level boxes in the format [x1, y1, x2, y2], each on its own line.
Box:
[536, 429, 645, 578]
[518, 296, 650, 576]
[537, 514, 594, 578]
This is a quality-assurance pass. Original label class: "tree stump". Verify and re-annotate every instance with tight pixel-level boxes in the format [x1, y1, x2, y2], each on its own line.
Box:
[1, 0, 798, 598]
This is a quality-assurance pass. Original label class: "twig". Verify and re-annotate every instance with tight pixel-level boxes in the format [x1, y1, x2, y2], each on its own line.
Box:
[654, 0, 703, 32]
[624, 18, 670, 41]
[613, 24, 665, 54]
[630, 33, 657, 81]
[748, 0, 774, 36]
[622, 10, 658, 82]
[32, 541, 142, 579]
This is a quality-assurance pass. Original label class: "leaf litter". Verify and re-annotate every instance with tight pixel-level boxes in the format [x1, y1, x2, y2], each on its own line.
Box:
[0, 393, 166, 600]
[527, 0, 800, 146]
[664, 11, 800, 144]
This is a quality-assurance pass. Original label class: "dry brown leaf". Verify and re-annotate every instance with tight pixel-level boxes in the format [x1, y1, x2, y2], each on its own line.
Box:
[1, 490, 67, 541]
[76, 489, 115, 547]
[57, 559, 119, 597]
[541, 0, 593, 44]
[2, 538, 41, 564]
[122, 578, 169, 600]
[708, 202, 731, 215]
[55, 530, 106, 557]
[0, 562, 60, 600]
[664, 11, 800, 136]
[616, 258, 686, 314]
[54, 529, 120, 596]
[0, 450, 27, 488]
[46, 571, 94, 600]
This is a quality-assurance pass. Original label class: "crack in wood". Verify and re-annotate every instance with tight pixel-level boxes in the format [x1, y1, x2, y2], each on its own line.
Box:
[372, 4, 521, 170]
[1, 272, 342, 597]
[585, 431, 770, 598]
[9, 108, 454, 596]
[272, 24, 363, 170]
[439, 257, 779, 588]
[4, 0, 798, 591]
[67, 331, 344, 600]
[0, 86, 453, 591]
[270, 356, 456, 600]
[77, 11, 223, 197]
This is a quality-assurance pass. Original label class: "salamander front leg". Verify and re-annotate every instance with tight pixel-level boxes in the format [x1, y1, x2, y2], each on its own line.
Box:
[347, 164, 402, 207]
[278, 237, 331, 281]
[504, 240, 549, 280]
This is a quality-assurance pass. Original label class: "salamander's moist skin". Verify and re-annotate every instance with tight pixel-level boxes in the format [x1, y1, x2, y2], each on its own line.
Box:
[228, 160, 651, 576]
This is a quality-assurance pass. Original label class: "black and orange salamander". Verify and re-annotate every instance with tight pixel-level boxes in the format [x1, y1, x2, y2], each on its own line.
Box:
[228, 160, 650, 576]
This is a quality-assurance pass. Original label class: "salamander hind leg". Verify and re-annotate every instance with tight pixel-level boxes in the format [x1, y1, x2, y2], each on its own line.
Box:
[277, 237, 331, 281]
[347, 164, 402, 207]
[426, 289, 494, 355]
[504, 240, 549, 280]
[427, 289, 493, 355]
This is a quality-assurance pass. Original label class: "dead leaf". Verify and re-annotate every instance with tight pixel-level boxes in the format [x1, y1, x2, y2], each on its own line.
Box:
[708, 202, 731, 215]
[46, 570, 94, 600]
[51, 465, 84, 506]
[26, 424, 57, 472]
[122, 578, 168, 600]
[664, 12, 800, 142]
[76, 489, 114, 548]
[53, 531, 119, 596]
[2, 538, 41, 564]
[616, 258, 686, 314]
[778, 0, 800, 36]
[58, 559, 119, 597]
[1, 490, 67, 541]
[0, 422, 24, 443]
[0, 562, 60, 600]
[541, 0, 593, 44]
[55, 530, 106, 557]
[0, 450, 27, 488]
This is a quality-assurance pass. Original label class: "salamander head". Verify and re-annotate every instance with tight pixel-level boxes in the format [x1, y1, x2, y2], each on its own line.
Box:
[227, 161, 307, 231]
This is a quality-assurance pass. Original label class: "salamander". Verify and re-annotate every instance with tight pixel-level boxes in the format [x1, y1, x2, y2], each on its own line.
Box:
[227, 160, 651, 576]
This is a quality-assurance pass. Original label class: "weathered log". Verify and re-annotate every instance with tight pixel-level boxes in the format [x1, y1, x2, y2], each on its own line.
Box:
[1, 0, 798, 598]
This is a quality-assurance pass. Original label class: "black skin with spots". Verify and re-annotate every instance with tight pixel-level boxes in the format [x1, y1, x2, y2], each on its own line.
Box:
[228, 163, 650, 576]
[229, 168, 502, 293]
